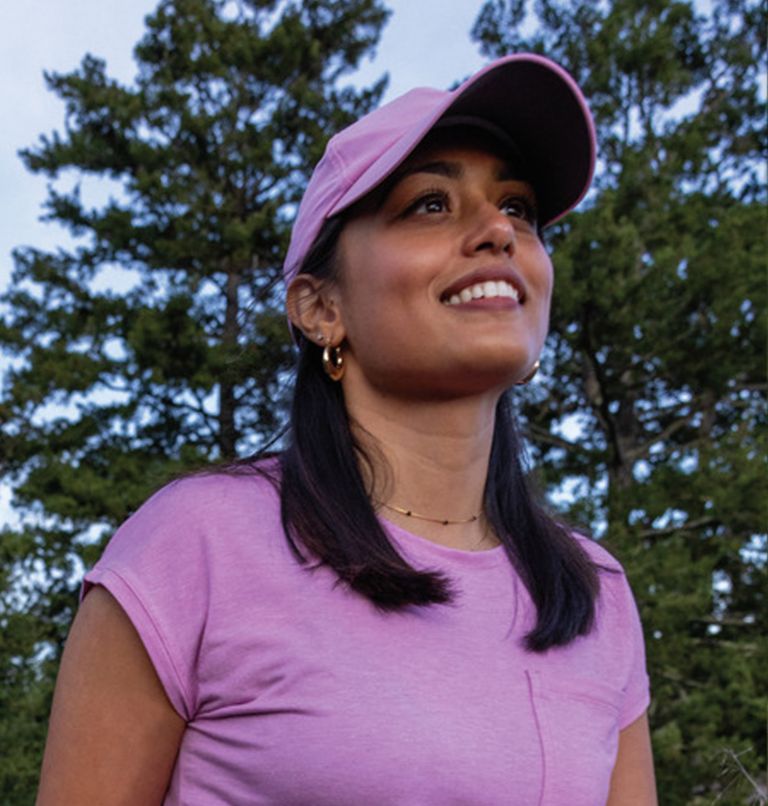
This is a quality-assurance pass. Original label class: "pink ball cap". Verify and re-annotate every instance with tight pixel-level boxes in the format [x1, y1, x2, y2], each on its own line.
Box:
[283, 53, 596, 284]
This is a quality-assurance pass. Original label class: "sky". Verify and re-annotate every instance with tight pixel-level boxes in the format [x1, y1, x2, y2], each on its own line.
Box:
[0, 0, 486, 293]
[0, 0, 487, 525]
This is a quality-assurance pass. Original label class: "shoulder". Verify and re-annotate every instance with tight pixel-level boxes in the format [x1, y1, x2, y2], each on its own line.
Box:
[93, 461, 283, 570]
[570, 531, 624, 573]
[150, 459, 279, 508]
[131, 461, 280, 529]
[567, 531, 644, 633]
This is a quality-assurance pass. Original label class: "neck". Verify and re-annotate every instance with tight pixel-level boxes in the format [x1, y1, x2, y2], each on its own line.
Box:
[346, 392, 501, 551]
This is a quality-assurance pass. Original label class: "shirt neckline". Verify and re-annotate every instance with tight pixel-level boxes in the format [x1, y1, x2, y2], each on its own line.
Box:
[381, 516, 507, 569]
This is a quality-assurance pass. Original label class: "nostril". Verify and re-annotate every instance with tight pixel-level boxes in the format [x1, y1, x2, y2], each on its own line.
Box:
[474, 235, 515, 254]
[464, 207, 518, 255]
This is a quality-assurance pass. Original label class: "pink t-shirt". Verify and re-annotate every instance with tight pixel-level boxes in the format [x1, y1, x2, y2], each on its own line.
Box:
[82, 470, 649, 805]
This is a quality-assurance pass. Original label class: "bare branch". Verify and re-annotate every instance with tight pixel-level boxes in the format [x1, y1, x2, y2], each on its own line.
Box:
[627, 411, 699, 462]
[638, 516, 719, 539]
[524, 424, 592, 456]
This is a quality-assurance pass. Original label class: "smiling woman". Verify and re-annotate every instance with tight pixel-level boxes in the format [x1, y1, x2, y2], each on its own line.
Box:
[323, 134, 553, 400]
[37, 55, 657, 805]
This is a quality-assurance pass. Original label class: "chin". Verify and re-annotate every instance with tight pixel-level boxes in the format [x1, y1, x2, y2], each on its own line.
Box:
[432, 360, 533, 398]
[460, 343, 538, 376]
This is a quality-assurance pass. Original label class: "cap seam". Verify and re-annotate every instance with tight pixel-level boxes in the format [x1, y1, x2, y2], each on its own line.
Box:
[325, 141, 350, 214]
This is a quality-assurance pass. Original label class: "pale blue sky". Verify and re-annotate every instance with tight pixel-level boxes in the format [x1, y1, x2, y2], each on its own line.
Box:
[0, 0, 486, 293]
[0, 0, 487, 524]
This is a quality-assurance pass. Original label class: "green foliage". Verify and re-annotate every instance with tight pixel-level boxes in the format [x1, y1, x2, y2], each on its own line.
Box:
[0, 0, 389, 798]
[0, 523, 77, 800]
[474, 0, 766, 801]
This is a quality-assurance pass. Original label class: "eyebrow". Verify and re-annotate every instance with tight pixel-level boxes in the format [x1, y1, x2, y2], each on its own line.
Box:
[397, 159, 524, 184]
[404, 160, 463, 180]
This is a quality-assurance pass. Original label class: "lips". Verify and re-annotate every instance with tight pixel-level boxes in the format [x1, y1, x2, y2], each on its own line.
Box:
[440, 268, 526, 306]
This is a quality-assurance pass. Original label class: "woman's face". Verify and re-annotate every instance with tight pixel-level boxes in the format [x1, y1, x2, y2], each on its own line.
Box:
[332, 134, 554, 400]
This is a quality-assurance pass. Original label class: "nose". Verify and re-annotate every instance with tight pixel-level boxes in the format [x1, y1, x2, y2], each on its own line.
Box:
[463, 201, 516, 256]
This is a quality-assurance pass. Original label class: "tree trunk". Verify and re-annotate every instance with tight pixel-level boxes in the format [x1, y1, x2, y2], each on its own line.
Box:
[219, 267, 241, 459]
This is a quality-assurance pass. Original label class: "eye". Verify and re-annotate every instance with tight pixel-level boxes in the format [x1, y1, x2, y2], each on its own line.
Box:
[404, 190, 451, 216]
[500, 195, 538, 225]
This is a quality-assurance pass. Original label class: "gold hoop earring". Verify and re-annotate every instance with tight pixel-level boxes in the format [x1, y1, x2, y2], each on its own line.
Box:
[322, 344, 345, 381]
[516, 359, 540, 385]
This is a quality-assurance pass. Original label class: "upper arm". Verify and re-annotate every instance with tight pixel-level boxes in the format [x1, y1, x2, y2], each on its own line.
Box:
[606, 711, 658, 806]
[36, 585, 186, 805]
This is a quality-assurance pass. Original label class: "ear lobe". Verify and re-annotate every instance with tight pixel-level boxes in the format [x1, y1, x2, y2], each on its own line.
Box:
[285, 274, 345, 343]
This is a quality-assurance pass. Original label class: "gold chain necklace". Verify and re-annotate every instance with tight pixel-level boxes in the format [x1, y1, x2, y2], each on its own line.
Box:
[379, 501, 480, 526]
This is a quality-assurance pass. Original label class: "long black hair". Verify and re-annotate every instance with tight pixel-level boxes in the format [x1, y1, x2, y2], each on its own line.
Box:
[277, 215, 601, 652]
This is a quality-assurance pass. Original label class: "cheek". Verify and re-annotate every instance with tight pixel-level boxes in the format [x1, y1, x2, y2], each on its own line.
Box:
[537, 249, 554, 301]
[530, 252, 554, 341]
[526, 242, 553, 295]
[543, 274, 554, 316]
[336, 233, 431, 332]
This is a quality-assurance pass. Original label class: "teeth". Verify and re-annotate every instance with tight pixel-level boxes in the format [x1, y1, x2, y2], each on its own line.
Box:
[444, 280, 520, 305]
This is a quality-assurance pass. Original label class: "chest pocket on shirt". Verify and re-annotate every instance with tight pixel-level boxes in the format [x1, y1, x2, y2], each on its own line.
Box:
[527, 670, 623, 806]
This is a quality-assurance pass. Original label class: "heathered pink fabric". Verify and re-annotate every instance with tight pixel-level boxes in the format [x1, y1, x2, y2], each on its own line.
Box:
[82, 470, 650, 805]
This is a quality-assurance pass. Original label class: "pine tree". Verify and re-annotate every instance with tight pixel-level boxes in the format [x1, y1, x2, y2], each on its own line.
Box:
[473, 1, 766, 801]
[0, 0, 389, 796]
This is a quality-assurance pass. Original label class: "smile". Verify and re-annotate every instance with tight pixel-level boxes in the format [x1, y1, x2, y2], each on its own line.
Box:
[442, 280, 520, 306]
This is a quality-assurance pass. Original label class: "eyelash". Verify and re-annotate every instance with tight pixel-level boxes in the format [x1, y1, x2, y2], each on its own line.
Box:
[402, 188, 451, 216]
[500, 196, 538, 225]
[403, 189, 538, 225]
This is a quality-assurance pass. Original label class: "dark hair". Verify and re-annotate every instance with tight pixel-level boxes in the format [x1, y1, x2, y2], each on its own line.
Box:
[278, 215, 601, 651]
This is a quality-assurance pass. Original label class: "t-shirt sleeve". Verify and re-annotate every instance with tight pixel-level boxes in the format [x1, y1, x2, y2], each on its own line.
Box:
[576, 535, 651, 730]
[81, 478, 215, 721]
[613, 572, 651, 729]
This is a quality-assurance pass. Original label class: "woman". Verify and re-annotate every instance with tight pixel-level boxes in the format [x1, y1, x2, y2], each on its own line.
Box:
[37, 54, 657, 804]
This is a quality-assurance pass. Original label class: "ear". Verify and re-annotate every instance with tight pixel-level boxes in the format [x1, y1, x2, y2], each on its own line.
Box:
[285, 274, 346, 345]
